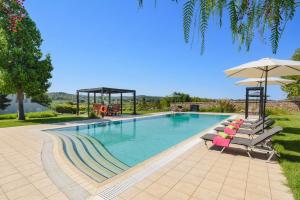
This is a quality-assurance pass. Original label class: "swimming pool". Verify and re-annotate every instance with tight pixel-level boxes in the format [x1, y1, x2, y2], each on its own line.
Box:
[49, 113, 228, 167]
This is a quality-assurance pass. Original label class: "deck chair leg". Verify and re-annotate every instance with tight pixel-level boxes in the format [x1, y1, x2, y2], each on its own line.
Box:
[220, 147, 226, 153]
[204, 141, 209, 149]
[267, 150, 275, 162]
[246, 147, 252, 158]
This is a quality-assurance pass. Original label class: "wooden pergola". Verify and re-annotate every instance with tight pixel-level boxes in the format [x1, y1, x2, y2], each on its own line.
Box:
[76, 87, 136, 116]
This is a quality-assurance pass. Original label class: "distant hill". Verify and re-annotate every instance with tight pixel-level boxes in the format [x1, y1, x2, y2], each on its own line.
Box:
[48, 92, 163, 103]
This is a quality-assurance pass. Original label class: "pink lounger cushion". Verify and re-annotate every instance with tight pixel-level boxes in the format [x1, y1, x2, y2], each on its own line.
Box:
[224, 127, 236, 135]
[213, 135, 231, 147]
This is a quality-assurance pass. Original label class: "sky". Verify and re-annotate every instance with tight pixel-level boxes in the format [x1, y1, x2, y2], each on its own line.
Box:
[24, 1, 300, 100]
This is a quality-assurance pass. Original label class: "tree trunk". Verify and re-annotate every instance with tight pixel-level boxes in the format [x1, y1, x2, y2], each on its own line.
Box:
[17, 90, 25, 120]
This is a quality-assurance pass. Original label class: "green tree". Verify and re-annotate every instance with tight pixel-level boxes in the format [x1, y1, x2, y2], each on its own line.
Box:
[138, 0, 298, 54]
[282, 48, 300, 99]
[0, 94, 10, 110]
[0, 1, 53, 120]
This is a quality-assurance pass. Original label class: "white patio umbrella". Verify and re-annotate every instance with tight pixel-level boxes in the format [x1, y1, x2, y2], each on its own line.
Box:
[225, 58, 300, 130]
[235, 77, 296, 87]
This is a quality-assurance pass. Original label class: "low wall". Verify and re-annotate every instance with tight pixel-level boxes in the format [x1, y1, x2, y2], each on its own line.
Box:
[170, 100, 300, 112]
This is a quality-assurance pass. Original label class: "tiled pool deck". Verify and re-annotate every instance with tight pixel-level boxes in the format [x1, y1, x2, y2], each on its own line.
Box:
[0, 113, 295, 200]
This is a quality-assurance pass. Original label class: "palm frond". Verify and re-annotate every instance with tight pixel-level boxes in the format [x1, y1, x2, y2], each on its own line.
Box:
[183, 0, 196, 43]
[199, 0, 208, 54]
[229, 0, 238, 40]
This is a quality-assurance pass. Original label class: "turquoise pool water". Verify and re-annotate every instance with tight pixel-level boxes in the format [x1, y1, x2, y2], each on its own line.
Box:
[49, 113, 229, 166]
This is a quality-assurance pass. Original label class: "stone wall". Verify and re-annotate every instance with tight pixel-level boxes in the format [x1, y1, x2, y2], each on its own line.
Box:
[170, 100, 300, 112]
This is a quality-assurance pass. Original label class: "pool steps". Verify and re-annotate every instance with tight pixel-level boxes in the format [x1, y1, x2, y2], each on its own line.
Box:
[55, 133, 129, 183]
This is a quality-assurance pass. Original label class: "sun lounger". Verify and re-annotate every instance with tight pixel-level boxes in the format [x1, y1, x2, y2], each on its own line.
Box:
[215, 119, 275, 136]
[222, 117, 269, 128]
[227, 115, 268, 124]
[201, 126, 282, 161]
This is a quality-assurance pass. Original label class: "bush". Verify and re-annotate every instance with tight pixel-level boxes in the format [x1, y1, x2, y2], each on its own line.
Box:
[218, 99, 236, 113]
[53, 103, 87, 114]
[26, 111, 58, 119]
[89, 111, 98, 119]
[0, 113, 17, 120]
[54, 104, 77, 114]
[200, 106, 222, 112]
[266, 108, 290, 115]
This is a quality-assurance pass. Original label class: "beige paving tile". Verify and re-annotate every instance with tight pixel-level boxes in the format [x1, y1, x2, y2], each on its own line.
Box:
[32, 178, 53, 189]
[156, 175, 180, 187]
[199, 179, 223, 192]
[172, 181, 197, 195]
[0, 195, 8, 200]
[0, 173, 23, 185]
[180, 174, 203, 186]
[223, 177, 246, 190]
[37, 184, 60, 197]
[132, 192, 158, 200]
[219, 185, 245, 200]
[14, 192, 45, 200]
[47, 192, 69, 200]
[165, 169, 186, 179]
[162, 189, 189, 200]
[1, 177, 30, 192]
[145, 183, 170, 198]
[271, 189, 294, 200]
[193, 187, 218, 200]
[135, 178, 153, 190]
[5, 184, 41, 200]
[119, 187, 141, 200]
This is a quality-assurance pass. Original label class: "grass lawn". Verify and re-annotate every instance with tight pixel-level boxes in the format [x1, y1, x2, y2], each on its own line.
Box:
[0, 114, 88, 128]
[271, 113, 300, 200]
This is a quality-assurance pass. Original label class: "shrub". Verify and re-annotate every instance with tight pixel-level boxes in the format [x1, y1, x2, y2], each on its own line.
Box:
[266, 108, 290, 115]
[26, 111, 58, 119]
[89, 111, 98, 119]
[53, 103, 87, 114]
[218, 99, 236, 113]
[0, 113, 17, 120]
[54, 104, 76, 114]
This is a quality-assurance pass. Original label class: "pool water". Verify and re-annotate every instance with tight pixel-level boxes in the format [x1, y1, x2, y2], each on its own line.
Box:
[49, 113, 229, 166]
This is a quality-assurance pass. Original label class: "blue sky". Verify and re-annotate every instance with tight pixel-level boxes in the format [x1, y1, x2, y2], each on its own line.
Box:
[25, 1, 300, 99]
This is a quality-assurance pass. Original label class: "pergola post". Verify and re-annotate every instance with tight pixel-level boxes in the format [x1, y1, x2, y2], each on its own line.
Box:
[133, 91, 136, 115]
[108, 93, 111, 105]
[245, 88, 249, 119]
[87, 92, 90, 116]
[101, 88, 104, 104]
[76, 91, 79, 116]
[120, 93, 123, 114]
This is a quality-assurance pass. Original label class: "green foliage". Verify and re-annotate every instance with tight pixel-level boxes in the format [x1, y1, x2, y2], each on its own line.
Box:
[266, 107, 290, 115]
[282, 48, 300, 98]
[183, 0, 195, 43]
[31, 93, 52, 106]
[26, 111, 57, 119]
[89, 111, 98, 119]
[0, 94, 10, 110]
[271, 114, 300, 200]
[199, 100, 236, 113]
[53, 103, 86, 114]
[0, 1, 53, 120]
[0, 113, 17, 120]
[0, 111, 58, 120]
[217, 99, 236, 112]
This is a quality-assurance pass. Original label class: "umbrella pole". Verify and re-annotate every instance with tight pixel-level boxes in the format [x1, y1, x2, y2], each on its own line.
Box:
[263, 67, 268, 132]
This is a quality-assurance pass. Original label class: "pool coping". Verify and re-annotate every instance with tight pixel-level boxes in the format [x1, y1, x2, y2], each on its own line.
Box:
[42, 112, 237, 200]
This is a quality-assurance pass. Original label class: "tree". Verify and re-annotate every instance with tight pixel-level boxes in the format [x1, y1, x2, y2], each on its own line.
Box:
[0, 94, 10, 110]
[0, 1, 53, 120]
[282, 48, 300, 99]
[138, 0, 298, 54]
